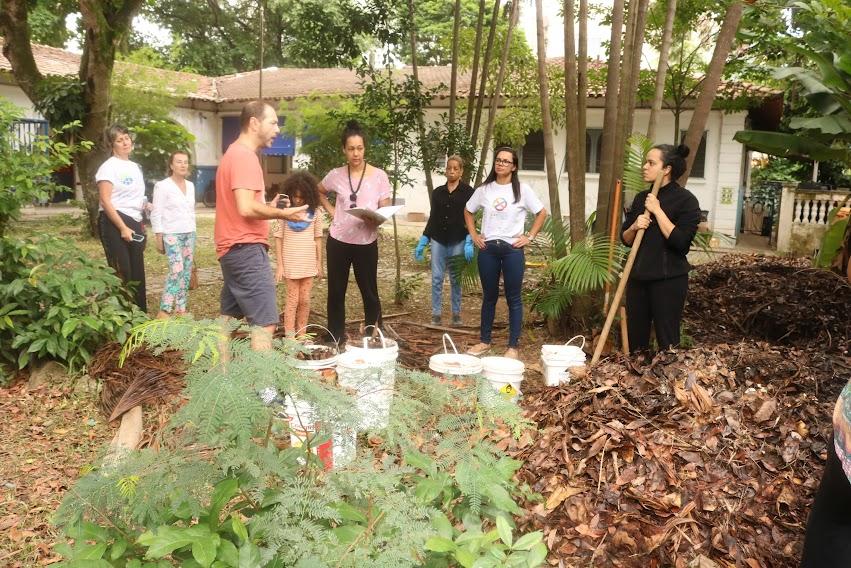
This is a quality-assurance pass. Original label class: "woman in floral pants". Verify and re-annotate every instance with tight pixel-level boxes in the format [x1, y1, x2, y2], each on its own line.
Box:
[151, 151, 196, 317]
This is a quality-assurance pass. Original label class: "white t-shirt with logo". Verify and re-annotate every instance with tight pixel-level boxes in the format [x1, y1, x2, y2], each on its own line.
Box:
[465, 181, 544, 245]
[95, 156, 145, 222]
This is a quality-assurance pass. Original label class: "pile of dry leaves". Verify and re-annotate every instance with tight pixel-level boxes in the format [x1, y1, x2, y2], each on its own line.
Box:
[498, 341, 848, 567]
[685, 255, 850, 353]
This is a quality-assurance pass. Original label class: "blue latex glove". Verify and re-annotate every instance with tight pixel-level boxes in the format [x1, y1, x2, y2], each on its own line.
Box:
[464, 235, 474, 262]
[414, 235, 429, 261]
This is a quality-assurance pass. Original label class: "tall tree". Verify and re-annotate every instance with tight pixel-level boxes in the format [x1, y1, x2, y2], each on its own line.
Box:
[407, 0, 435, 202]
[0, 0, 144, 235]
[448, 0, 463, 148]
[680, 0, 744, 183]
[465, 0, 487, 134]
[577, 0, 587, 174]
[535, 0, 563, 255]
[474, 0, 520, 186]
[646, 0, 678, 141]
[593, 0, 625, 233]
[563, 0, 585, 245]
[470, 0, 501, 159]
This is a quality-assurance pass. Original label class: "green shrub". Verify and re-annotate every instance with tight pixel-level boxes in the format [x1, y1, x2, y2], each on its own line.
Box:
[0, 235, 146, 373]
[54, 318, 546, 567]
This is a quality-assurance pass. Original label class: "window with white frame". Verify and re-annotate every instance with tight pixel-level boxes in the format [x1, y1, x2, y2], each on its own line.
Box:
[519, 130, 545, 171]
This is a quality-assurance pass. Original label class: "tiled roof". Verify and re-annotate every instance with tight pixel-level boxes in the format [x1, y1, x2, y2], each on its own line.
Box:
[0, 41, 780, 104]
[0, 40, 216, 101]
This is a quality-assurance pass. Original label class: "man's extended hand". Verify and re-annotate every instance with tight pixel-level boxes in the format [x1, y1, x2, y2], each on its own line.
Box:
[280, 204, 309, 221]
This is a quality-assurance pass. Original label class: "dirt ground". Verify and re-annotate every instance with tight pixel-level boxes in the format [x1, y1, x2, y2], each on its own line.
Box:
[3, 209, 848, 566]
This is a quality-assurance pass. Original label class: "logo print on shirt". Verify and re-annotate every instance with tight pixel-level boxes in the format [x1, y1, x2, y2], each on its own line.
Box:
[493, 197, 508, 211]
[121, 175, 134, 186]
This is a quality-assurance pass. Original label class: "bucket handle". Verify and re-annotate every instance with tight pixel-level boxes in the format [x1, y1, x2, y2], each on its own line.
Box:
[565, 335, 586, 350]
[295, 323, 339, 346]
[442, 333, 459, 355]
[362, 325, 387, 349]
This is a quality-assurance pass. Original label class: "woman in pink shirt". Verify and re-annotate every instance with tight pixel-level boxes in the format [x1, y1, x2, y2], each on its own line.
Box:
[318, 121, 392, 344]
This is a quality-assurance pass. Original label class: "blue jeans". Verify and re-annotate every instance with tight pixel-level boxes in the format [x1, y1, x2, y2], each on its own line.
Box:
[431, 239, 464, 316]
[477, 239, 525, 347]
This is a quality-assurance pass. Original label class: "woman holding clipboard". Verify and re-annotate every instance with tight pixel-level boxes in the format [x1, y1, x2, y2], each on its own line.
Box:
[318, 120, 392, 344]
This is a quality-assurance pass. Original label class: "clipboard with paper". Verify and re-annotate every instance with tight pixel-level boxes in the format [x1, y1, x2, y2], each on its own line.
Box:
[345, 205, 403, 225]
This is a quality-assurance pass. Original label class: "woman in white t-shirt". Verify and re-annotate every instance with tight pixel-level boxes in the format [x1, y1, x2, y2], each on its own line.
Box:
[151, 151, 196, 318]
[464, 147, 548, 359]
[96, 125, 148, 312]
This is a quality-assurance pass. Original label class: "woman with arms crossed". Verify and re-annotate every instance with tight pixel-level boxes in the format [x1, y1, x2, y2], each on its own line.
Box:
[151, 151, 196, 319]
[464, 147, 547, 359]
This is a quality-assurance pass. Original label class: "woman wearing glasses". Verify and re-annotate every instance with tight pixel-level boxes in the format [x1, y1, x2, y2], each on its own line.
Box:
[318, 120, 392, 344]
[96, 124, 148, 312]
[464, 147, 548, 359]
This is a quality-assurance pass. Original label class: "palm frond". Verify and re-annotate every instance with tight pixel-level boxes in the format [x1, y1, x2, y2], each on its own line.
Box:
[623, 133, 653, 197]
[549, 234, 627, 297]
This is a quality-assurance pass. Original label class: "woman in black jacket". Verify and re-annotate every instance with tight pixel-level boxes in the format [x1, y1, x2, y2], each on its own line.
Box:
[621, 144, 701, 351]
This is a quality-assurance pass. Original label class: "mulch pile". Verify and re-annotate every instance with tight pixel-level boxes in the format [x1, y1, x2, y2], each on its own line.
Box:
[685, 255, 850, 354]
[494, 254, 851, 567]
[499, 342, 848, 567]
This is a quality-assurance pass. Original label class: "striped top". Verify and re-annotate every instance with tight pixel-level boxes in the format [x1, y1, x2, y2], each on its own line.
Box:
[272, 213, 324, 279]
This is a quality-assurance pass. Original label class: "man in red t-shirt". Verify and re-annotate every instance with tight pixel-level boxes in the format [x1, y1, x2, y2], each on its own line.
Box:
[214, 100, 307, 349]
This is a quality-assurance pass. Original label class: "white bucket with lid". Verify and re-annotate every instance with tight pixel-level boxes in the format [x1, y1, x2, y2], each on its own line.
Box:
[429, 334, 484, 376]
[344, 326, 398, 363]
[336, 349, 396, 430]
[541, 335, 587, 387]
[480, 356, 525, 401]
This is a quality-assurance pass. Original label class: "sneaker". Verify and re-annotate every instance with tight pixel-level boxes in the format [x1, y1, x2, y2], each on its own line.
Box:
[451, 314, 462, 327]
[466, 343, 491, 356]
[431, 314, 442, 325]
[504, 347, 519, 360]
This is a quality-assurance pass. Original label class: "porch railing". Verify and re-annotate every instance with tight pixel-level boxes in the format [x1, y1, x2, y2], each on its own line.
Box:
[776, 183, 851, 255]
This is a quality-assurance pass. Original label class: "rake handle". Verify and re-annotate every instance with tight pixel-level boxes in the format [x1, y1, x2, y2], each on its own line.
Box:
[591, 172, 665, 366]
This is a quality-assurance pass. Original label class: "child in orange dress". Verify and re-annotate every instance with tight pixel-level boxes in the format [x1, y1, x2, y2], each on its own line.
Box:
[273, 171, 324, 337]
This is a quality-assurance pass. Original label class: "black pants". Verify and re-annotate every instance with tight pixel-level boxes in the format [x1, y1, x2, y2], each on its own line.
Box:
[801, 438, 851, 567]
[625, 274, 688, 351]
[326, 235, 381, 343]
[99, 212, 147, 312]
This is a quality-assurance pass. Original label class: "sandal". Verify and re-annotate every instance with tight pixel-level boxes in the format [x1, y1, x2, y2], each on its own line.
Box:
[466, 342, 491, 356]
[504, 347, 519, 360]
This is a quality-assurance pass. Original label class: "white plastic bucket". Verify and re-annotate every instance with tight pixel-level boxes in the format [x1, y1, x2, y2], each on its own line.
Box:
[540, 335, 587, 387]
[480, 356, 525, 401]
[294, 324, 339, 370]
[284, 397, 334, 470]
[344, 326, 398, 363]
[337, 350, 396, 430]
[429, 334, 484, 376]
[541, 335, 587, 361]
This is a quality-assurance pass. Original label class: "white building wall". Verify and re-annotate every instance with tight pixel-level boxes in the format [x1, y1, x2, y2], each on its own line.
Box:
[397, 108, 748, 239]
[171, 107, 219, 166]
[0, 85, 40, 117]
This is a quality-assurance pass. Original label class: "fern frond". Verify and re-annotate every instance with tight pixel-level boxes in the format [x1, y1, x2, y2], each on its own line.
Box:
[623, 133, 653, 197]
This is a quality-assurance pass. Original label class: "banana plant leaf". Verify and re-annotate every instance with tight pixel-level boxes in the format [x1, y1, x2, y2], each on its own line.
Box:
[733, 130, 850, 163]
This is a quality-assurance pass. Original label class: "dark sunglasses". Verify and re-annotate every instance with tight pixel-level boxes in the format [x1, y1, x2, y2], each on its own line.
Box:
[349, 193, 357, 208]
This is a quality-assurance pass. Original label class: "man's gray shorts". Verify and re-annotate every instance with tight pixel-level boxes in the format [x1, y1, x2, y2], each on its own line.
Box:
[219, 243, 279, 327]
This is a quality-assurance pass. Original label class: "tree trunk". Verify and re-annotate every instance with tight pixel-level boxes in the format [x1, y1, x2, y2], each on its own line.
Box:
[621, 0, 649, 142]
[448, 0, 462, 147]
[593, 0, 625, 234]
[646, 0, 677, 141]
[680, 0, 743, 184]
[407, 0, 435, 202]
[470, 0, 501, 176]
[474, 0, 519, 186]
[535, 0, 565, 257]
[563, 0, 585, 246]
[465, 0, 487, 136]
[577, 0, 587, 175]
[1, 0, 143, 236]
